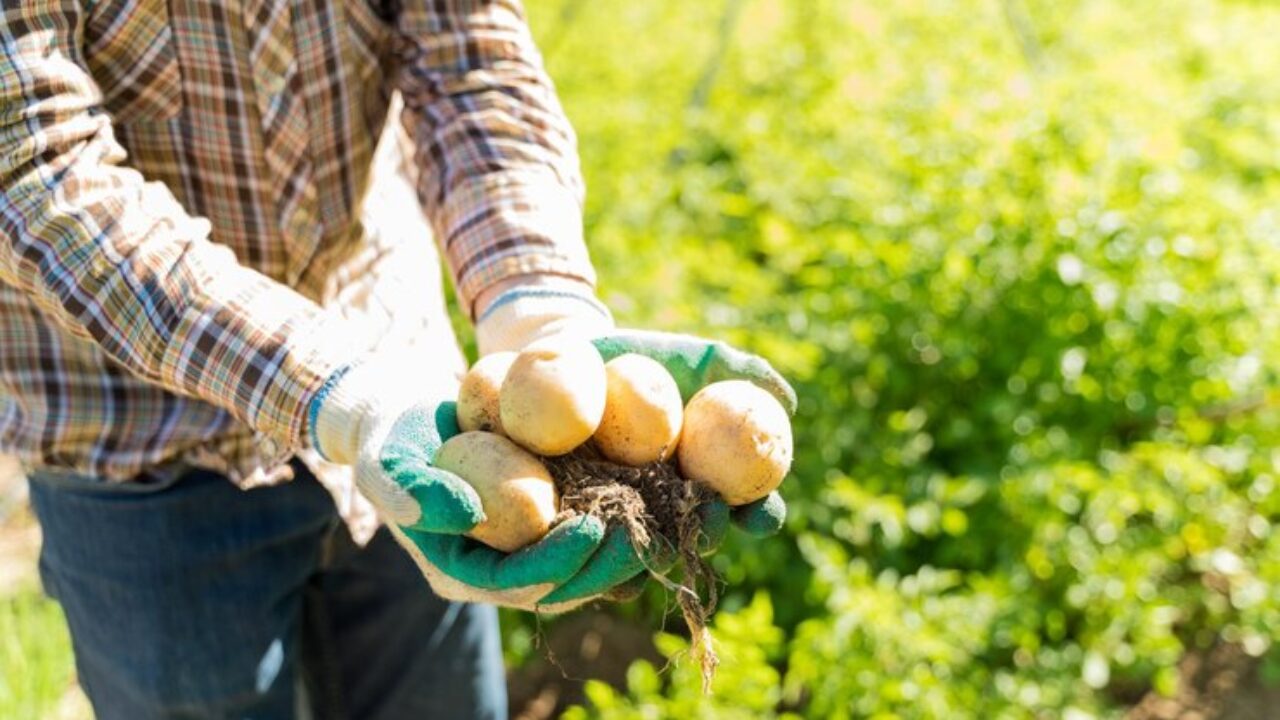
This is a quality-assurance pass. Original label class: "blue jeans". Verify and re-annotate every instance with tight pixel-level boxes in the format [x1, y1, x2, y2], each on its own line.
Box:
[27, 462, 507, 720]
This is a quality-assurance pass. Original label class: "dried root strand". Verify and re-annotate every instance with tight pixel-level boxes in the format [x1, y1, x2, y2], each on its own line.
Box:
[544, 443, 722, 692]
[674, 477, 719, 692]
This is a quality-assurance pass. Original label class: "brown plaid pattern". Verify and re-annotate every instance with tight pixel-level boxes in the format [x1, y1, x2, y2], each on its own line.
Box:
[0, 0, 592, 485]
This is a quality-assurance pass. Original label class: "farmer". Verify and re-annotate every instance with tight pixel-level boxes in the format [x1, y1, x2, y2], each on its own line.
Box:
[0, 1, 793, 718]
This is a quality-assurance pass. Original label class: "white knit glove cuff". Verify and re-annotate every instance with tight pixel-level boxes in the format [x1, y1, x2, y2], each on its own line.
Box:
[474, 288, 615, 355]
[308, 354, 455, 528]
[307, 350, 445, 465]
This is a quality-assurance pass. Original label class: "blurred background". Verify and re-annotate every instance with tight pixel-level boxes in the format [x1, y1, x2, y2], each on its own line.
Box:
[6, 0, 1280, 717]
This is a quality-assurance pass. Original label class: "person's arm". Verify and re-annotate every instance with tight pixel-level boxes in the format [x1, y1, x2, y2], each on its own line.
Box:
[291, 1, 647, 610]
[384, 2, 796, 541]
[391, 0, 603, 321]
[0, 5, 350, 448]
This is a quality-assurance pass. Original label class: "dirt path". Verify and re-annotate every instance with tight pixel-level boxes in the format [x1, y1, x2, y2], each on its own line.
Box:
[1128, 642, 1280, 720]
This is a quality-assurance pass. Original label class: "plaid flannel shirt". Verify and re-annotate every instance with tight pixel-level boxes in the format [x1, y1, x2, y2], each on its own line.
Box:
[0, 0, 594, 504]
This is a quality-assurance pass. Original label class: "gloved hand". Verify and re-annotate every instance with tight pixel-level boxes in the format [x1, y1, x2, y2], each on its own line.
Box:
[475, 284, 797, 543]
[307, 355, 666, 611]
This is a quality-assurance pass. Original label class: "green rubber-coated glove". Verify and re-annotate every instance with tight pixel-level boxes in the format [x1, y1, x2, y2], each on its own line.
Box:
[309, 356, 664, 612]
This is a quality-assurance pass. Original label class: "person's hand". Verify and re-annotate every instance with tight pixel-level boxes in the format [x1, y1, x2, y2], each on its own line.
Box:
[475, 283, 797, 544]
[307, 355, 666, 611]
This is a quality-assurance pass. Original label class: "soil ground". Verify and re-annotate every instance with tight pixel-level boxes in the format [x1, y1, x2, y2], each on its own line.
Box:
[506, 611, 661, 720]
[1127, 642, 1280, 720]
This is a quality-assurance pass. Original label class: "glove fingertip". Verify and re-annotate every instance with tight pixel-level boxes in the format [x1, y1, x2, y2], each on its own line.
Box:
[405, 471, 487, 534]
[754, 368, 798, 416]
[732, 492, 787, 538]
[717, 352, 797, 416]
[775, 381, 798, 417]
[434, 401, 462, 440]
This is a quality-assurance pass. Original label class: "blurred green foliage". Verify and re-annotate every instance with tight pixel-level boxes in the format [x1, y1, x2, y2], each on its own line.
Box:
[0, 588, 76, 718]
[521, 0, 1280, 716]
[7, 0, 1280, 717]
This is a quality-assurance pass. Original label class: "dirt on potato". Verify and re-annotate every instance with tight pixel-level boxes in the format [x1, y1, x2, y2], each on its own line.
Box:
[543, 442, 721, 691]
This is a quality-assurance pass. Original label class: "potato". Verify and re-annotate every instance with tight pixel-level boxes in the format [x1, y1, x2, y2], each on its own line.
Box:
[677, 380, 793, 505]
[594, 354, 683, 465]
[435, 431, 558, 552]
[500, 338, 606, 456]
[457, 352, 517, 434]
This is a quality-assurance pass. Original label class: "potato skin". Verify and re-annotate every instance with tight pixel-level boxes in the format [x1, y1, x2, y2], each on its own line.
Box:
[435, 431, 558, 552]
[594, 354, 683, 466]
[677, 380, 793, 505]
[500, 339, 606, 456]
[457, 352, 517, 434]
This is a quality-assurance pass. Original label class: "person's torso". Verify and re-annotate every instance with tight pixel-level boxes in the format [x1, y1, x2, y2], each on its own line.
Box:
[87, 0, 397, 296]
[0, 0, 464, 486]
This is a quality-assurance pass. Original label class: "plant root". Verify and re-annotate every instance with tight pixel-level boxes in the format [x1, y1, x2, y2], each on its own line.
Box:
[545, 443, 721, 692]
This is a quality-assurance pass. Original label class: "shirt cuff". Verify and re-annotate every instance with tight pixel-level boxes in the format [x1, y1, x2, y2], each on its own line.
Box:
[265, 307, 380, 451]
[155, 255, 373, 451]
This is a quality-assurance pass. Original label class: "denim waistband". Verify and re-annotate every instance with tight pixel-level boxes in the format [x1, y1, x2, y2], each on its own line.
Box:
[26, 461, 196, 495]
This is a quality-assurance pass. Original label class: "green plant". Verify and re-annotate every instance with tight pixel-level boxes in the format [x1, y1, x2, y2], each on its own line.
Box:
[522, 0, 1280, 716]
[563, 592, 793, 720]
[0, 588, 77, 719]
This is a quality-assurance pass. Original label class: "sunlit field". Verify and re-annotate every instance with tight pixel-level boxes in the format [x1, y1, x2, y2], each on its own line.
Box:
[5, 1, 1280, 717]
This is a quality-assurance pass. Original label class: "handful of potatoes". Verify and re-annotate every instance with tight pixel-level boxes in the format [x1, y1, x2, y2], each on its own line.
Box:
[441, 338, 793, 552]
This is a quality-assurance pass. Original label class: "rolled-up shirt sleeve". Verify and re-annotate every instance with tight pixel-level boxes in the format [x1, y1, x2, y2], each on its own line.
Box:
[0, 4, 350, 448]
[392, 0, 597, 316]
